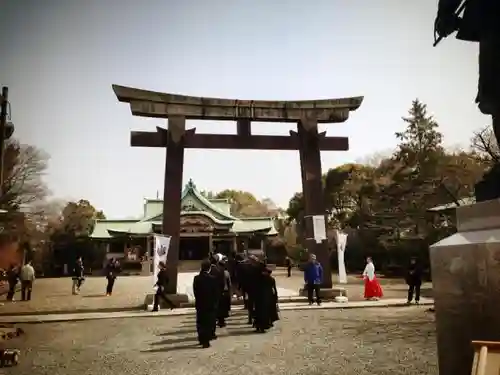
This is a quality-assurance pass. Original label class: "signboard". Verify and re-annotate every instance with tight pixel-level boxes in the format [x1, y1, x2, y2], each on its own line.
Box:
[152, 234, 171, 288]
[312, 215, 327, 243]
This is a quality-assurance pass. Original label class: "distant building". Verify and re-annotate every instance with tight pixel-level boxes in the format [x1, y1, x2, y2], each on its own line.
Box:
[90, 179, 277, 274]
[427, 197, 476, 229]
[426, 197, 476, 214]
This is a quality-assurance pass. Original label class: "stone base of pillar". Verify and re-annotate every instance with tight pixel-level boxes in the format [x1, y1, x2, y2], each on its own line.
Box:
[430, 199, 500, 375]
[298, 286, 347, 300]
[143, 293, 189, 309]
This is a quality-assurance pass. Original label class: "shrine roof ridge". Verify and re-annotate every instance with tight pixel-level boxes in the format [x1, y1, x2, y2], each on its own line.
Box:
[112, 84, 363, 123]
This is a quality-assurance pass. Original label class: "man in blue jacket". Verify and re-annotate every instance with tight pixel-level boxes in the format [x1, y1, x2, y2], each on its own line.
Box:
[303, 254, 323, 305]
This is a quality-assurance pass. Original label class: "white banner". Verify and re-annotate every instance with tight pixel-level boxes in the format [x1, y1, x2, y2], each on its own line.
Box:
[336, 231, 348, 284]
[153, 234, 171, 288]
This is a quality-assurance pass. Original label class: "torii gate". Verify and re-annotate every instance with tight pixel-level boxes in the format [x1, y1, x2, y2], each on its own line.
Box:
[113, 85, 363, 295]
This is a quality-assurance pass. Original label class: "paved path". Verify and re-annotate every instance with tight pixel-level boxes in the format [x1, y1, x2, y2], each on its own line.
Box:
[6, 307, 438, 375]
[0, 298, 433, 324]
[0, 269, 432, 316]
[179, 272, 297, 300]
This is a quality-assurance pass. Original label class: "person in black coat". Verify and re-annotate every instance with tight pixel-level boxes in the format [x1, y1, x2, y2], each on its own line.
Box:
[241, 256, 261, 325]
[6, 264, 19, 302]
[235, 256, 249, 309]
[193, 260, 219, 348]
[152, 261, 175, 311]
[72, 257, 85, 295]
[105, 258, 120, 296]
[216, 259, 232, 328]
[406, 257, 423, 304]
[253, 265, 279, 332]
[209, 256, 225, 334]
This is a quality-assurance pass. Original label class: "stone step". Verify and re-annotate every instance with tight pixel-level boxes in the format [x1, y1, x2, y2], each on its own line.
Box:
[178, 296, 309, 308]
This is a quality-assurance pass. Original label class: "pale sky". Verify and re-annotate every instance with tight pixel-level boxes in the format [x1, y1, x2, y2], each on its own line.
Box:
[0, 0, 488, 218]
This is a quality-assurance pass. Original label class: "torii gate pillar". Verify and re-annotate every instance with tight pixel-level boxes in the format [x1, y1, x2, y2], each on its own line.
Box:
[296, 118, 333, 289]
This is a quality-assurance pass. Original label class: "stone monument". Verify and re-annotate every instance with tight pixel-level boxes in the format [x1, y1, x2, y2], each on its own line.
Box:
[431, 1, 500, 375]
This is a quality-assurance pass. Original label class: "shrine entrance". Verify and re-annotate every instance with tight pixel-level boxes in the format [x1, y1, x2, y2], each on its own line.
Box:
[179, 237, 209, 261]
[113, 84, 363, 294]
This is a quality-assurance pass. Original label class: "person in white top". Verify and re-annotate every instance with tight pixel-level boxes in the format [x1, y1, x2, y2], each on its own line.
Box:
[362, 257, 383, 301]
[19, 261, 35, 301]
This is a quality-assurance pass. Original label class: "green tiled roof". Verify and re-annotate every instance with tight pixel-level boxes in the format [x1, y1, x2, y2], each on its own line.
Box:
[140, 179, 237, 222]
[90, 179, 277, 239]
[90, 219, 140, 239]
[145, 211, 234, 225]
[180, 179, 237, 220]
[207, 199, 232, 216]
[233, 218, 278, 235]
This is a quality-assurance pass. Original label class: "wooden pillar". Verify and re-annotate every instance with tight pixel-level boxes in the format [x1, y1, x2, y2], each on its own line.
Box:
[162, 116, 188, 294]
[237, 119, 251, 136]
[146, 235, 152, 274]
[261, 237, 267, 260]
[296, 119, 332, 288]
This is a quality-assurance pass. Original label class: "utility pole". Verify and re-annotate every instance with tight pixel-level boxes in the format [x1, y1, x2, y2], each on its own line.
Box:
[0, 86, 8, 197]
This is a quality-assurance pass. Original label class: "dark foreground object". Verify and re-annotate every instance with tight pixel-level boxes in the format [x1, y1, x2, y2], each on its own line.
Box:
[0, 349, 20, 367]
[475, 163, 500, 202]
[430, 200, 500, 375]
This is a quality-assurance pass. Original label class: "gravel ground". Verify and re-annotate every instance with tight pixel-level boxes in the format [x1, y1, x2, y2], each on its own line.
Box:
[5, 307, 437, 375]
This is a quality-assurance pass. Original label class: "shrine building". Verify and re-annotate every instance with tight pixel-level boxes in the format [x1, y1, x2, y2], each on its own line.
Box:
[90, 179, 278, 273]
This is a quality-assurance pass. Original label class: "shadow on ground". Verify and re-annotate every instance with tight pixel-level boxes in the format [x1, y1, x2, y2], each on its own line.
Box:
[83, 294, 108, 298]
[145, 313, 261, 353]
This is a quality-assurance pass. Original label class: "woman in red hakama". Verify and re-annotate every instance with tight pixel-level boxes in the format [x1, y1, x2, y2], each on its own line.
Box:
[362, 257, 383, 300]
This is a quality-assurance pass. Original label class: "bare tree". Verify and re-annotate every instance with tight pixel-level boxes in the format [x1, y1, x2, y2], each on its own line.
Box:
[27, 199, 66, 233]
[355, 149, 394, 167]
[471, 126, 500, 164]
[0, 140, 50, 208]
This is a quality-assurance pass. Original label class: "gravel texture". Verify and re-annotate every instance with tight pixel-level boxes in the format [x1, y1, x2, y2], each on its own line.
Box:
[5, 306, 437, 375]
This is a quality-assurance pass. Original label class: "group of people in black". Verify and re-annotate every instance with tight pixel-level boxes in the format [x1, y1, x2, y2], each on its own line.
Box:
[193, 252, 279, 348]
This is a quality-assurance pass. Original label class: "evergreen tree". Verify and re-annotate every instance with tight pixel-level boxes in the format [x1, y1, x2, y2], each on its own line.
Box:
[363, 100, 445, 244]
[395, 99, 444, 173]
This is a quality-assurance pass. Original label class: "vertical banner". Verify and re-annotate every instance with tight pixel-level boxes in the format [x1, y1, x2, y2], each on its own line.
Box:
[336, 230, 348, 284]
[153, 234, 171, 288]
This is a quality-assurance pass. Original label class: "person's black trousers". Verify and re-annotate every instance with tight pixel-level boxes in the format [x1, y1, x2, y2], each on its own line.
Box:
[106, 277, 116, 295]
[196, 311, 215, 346]
[407, 283, 421, 302]
[246, 293, 255, 325]
[153, 288, 175, 310]
[306, 283, 321, 304]
[6, 282, 16, 301]
[287, 267, 292, 277]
